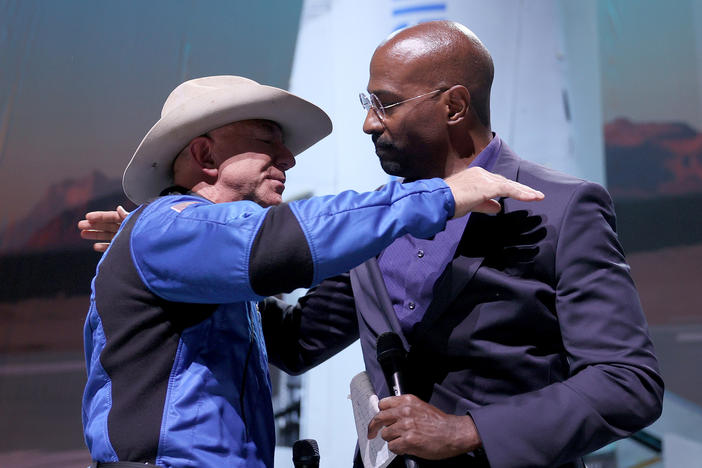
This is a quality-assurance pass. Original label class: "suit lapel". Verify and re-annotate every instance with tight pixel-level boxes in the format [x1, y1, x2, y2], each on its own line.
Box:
[351, 258, 409, 347]
[354, 140, 524, 338]
[417, 139, 523, 330]
[490, 139, 520, 182]
[415, 216, 486, 331]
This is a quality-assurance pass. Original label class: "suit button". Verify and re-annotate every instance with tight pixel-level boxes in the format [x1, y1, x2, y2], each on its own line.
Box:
[408, 302, 416, 310]
[417, 250, 424, 258]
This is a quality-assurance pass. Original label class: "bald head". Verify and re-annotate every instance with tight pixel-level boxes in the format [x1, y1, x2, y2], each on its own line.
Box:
[374, 21, 494, 128]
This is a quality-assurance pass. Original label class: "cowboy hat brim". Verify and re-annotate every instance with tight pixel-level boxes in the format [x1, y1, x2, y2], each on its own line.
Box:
[122, 77, 332, 204]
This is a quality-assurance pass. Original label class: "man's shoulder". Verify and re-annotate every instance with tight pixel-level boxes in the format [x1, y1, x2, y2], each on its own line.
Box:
[518, 158, 587, 188]
[498, 144, 600, 192]
[495, 139, 589, 189]
[129, 194, 212, 233]
[137, 193, 268, 231]
[140, 193, 219, 219]
[146, 193, 211, 210]
[496, 144, 611, 212]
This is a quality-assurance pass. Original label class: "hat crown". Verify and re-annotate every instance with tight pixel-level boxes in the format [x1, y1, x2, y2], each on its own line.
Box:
[124, 75, 331, 205]
[161, 75, 260, 118]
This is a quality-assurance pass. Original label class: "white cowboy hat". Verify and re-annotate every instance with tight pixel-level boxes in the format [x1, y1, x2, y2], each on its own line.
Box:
[122, 75, 332, 204]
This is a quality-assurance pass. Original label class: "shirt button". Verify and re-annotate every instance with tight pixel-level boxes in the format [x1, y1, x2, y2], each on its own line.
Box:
[417, 250, 424, 258]
[408, 302, 416, 310]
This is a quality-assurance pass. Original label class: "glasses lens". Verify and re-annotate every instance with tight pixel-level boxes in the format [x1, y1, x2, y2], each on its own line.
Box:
[370, 94, 385, 120]
[359, 93, 371, 111]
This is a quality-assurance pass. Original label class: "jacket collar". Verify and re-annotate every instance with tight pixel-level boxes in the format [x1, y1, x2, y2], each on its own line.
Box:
[353, 136, 523, 340]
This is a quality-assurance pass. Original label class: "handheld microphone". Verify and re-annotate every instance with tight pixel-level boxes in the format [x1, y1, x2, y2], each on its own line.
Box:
[377, 332, 407, 396]
[376, 332, 419, 468]
[292, 438, 320, 468]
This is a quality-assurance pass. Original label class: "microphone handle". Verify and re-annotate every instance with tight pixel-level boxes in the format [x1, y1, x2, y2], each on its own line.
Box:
[388, 373, 419, 468]
[390, 372, 403, 396]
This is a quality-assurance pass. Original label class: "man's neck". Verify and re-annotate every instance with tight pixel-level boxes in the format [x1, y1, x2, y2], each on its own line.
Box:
[442, 130, 493, 178]
[471, 129, 493, 155]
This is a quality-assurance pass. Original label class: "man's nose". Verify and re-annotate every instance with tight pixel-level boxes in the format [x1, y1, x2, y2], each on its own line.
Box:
[362, 108, 384, 135]
[274, 147, 296, 171]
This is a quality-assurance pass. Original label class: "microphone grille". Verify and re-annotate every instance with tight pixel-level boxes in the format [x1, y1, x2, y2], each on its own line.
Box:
[293, 438, 320, 461]
[376, 332, 405, 363]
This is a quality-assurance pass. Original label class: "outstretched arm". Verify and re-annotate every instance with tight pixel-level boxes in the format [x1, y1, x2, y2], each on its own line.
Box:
[77, 169, 542, 253]
[444, 166, 543, 217]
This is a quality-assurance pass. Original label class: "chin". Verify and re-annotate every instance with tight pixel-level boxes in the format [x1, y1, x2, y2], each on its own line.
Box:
[379, 159, 405, 177]
[380, 160, 421, 180]
[253, 185, 286, 207]
[257, 195, 284, 207]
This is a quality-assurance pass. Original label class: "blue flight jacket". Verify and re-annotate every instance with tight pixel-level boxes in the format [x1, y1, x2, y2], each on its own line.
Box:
[82, 179, 455, 468]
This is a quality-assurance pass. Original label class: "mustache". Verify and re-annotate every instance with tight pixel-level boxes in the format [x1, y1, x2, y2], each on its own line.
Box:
[372, 135, 396, 152]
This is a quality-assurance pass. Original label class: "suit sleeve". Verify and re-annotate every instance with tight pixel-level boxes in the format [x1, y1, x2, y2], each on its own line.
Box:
[261, 273, 360, 375]
[469, 181, 664, 468]
[130, 178, 454, 304]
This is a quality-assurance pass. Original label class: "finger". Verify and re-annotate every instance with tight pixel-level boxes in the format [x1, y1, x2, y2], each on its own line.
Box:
[378, 395, 411, 410]
[367, 420, 381, 440]
[81, 230, 117, 241]
[477, 171, 543, 200]
[501, 180, 544, 201]
[380, 424, 406, 446]
[378, 419, 409, 443]
[85, 210, 125, 224]
[117, 205, 130, 220]
[78, 219, 106, 231]
[78, 220, 121, 232]
[93, 242, 109, 253]
[466, 199, 501, 215]
[368, 407, 401, 438]
[387, 438, 407, 456]
[84, 211, 117, 222]
[378, 397, 397, 411]
[368, 413, 390, 439]
[80, 220, 121, 231]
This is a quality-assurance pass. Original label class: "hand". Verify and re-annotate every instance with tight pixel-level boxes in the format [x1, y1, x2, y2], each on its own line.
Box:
[367, 394, 481, 460]
[444, 167, 544, 218]
[78, 205, 130, 252]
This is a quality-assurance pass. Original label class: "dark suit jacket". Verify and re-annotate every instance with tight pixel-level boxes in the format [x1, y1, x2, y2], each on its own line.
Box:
[264, 140, 664, 468]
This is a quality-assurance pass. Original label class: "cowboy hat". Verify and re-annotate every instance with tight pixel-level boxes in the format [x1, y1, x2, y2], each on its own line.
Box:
[122, 75, 332, 204]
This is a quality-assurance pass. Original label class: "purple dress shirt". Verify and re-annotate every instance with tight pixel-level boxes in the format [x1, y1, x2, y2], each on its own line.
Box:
[378, 135, 501, 333]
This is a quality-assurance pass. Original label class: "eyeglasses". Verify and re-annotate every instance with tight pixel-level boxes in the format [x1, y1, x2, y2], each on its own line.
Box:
[359, 89, 444, 121]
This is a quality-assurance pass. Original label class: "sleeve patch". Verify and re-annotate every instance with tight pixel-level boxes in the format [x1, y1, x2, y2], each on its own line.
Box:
[170, 201, 201, 213]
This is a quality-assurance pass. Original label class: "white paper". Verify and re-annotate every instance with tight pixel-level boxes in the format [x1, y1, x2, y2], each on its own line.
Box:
[349, 371, 397, 468]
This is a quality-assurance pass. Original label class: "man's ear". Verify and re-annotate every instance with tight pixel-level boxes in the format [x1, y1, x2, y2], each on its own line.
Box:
[188, 136, 218, 178]
[446, 85, 471, 126]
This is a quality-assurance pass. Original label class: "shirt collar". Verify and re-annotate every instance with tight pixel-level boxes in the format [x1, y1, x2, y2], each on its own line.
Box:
[468, 133, 501, 172]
